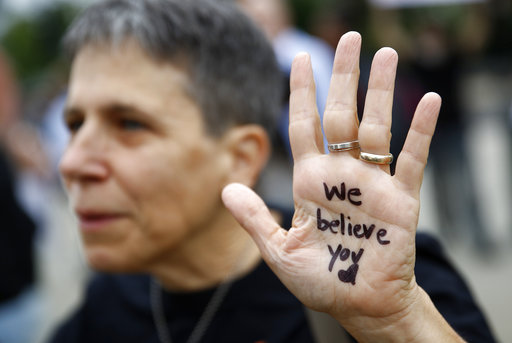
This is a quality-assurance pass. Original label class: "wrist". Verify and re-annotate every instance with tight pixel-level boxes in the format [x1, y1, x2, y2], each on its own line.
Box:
[338, 285, 465, 343]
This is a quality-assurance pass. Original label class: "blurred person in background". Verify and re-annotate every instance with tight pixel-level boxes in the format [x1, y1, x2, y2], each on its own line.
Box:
[236, 0, 334, 148]
[0, 48, 45, 343]
[46, 0, 497, 342]
[236, 0, 334, 210]
[0, 3, 92, 340]
[407, 5, 492, 249]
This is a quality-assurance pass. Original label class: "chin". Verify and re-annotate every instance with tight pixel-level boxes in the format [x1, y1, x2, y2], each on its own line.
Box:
[85, 248, 141, 273]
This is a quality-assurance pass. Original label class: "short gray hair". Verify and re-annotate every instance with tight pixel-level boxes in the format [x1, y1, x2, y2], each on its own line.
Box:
[63, 0, 283, 136]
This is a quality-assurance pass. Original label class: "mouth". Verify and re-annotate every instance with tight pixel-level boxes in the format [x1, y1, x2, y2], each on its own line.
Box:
[76, 210, 125, 232]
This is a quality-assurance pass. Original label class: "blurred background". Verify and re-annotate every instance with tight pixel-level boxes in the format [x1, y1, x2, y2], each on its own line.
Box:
[0, 0, 510, 342]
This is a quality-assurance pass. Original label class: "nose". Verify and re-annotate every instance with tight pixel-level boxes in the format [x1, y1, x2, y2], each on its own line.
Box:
[59, 118, 109, 183]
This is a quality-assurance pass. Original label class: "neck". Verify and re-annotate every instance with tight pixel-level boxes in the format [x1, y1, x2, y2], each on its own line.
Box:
[149, 213, 261, 292]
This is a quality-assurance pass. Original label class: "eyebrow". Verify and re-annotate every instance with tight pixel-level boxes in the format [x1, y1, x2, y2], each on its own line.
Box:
[103, 104, 144, 116]
[64, 103, 149, 120]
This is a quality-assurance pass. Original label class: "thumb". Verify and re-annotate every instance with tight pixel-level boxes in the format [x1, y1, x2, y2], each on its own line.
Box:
[222, 183, 286, 260]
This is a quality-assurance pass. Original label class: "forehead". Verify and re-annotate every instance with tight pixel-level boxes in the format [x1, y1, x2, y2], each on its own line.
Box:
[67, 40, 194, 112]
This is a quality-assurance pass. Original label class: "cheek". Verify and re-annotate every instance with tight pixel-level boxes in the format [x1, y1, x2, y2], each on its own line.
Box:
[119, 174, 221, 267]
[124, 150, 220, 234]
[110, 142, 228, 263]
[151, 151, 226, 228]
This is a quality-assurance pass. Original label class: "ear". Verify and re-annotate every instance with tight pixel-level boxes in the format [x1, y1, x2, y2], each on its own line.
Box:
[221, 125, 271, 188]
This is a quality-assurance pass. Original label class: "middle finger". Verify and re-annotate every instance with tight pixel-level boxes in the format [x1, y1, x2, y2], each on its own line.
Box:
[323, 31, 362, 154]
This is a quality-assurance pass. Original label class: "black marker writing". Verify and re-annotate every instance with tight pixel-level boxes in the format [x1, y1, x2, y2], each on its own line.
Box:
[328, 244, 364, 285]
[338, 264, 359, 285]
[377, 229, 390, 245]
[323, 182, 362, 206]
[317, 208, 390, 246]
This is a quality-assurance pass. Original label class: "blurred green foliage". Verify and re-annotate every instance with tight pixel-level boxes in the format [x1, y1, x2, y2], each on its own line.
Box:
[288, 0, 369, 33]
[1, 0, 510, 92]
[1, 2, 79, 88]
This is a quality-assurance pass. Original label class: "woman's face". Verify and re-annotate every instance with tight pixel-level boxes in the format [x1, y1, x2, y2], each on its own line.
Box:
[60, 41, 232, 272]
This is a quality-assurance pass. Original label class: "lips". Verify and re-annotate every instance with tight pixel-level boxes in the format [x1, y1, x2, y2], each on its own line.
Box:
[76, 210, 125, 232]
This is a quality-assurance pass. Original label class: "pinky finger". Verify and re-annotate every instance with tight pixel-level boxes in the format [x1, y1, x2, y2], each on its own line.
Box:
[394, 92, 441, 196]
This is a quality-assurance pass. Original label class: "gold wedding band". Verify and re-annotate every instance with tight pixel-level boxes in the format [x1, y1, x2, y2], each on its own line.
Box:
[359, 152, 394, 165]
[328, 140, 360, 153]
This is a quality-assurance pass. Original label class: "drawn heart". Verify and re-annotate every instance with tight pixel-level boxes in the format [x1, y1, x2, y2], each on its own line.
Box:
[338, 263, 359, 285]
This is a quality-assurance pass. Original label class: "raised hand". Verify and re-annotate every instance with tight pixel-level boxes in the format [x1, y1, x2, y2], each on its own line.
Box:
[223, 32, 462, 342]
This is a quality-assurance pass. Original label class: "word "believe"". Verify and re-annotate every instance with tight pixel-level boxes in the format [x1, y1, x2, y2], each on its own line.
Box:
[317, 208, 390, 245]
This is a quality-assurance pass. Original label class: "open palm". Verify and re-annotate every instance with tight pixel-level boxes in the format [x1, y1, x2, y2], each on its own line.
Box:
[222, 31, 441, 333]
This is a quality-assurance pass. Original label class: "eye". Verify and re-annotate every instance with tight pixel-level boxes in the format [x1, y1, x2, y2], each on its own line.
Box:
[119, 118, 146, 131]
[65, 117, 84, 133]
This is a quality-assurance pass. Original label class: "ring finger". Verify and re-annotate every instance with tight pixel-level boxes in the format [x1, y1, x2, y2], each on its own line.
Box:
[358, 47, 398, 172]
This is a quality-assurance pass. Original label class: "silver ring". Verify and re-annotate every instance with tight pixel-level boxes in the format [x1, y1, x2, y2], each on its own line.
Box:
[328, 140, 360, 153]
[359, 152, 394, 165]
